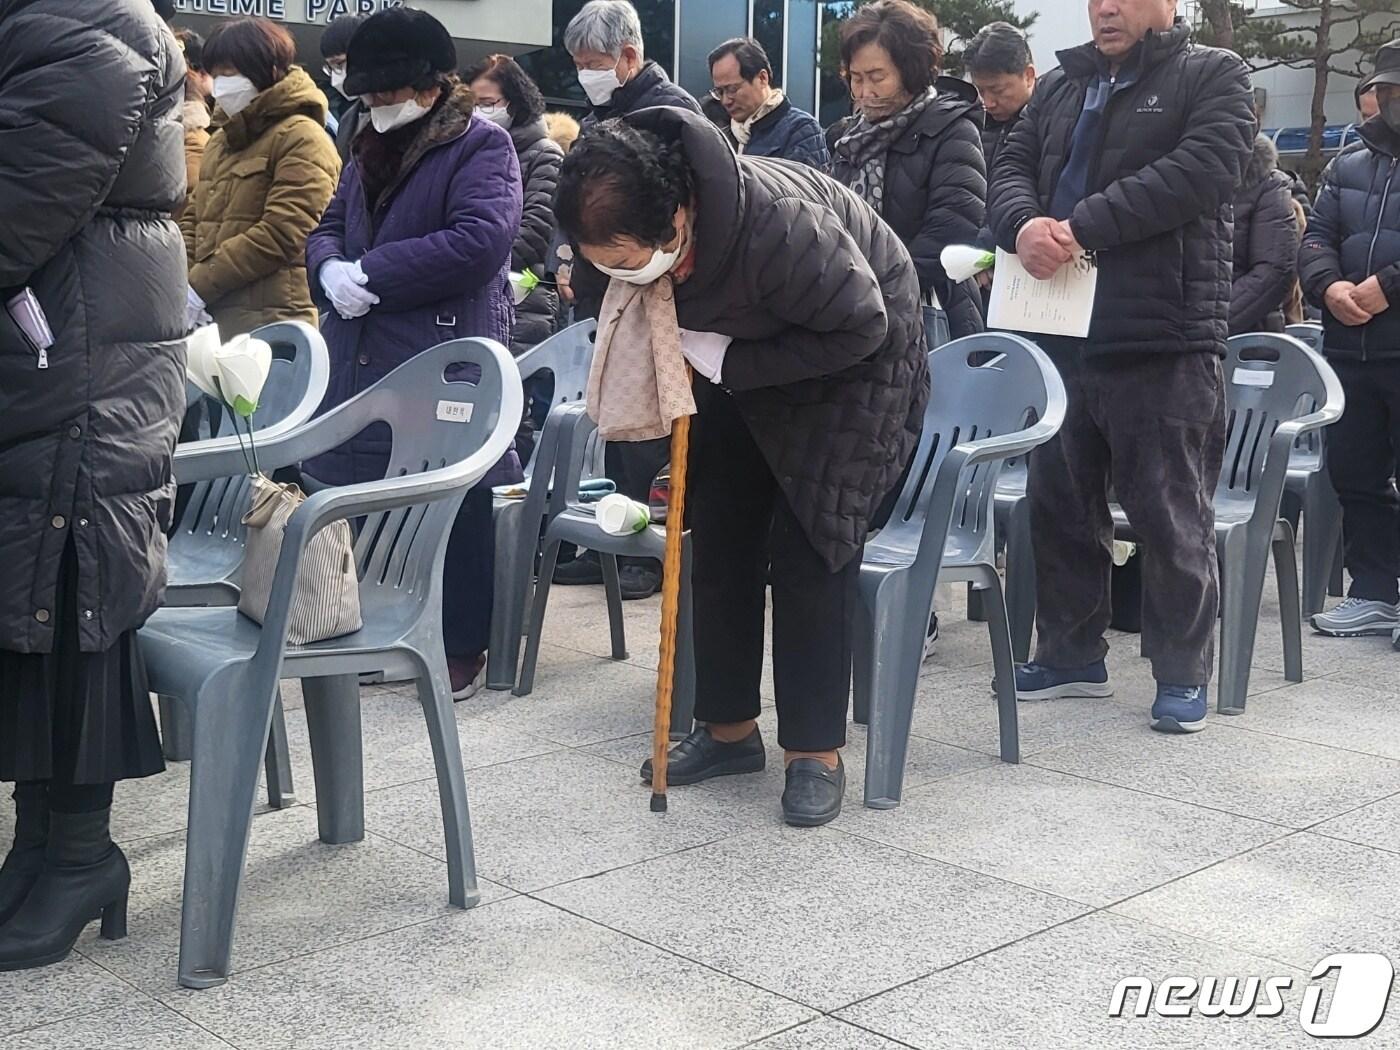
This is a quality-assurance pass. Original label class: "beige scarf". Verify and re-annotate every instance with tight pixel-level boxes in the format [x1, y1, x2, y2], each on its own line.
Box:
[732, 88, 786, 152]
[586, 275, 695, 442]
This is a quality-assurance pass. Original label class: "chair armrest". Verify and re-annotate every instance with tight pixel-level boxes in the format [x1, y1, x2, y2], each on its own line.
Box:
[1253, 408, 1341, 525]
[551, 403, 599, 507]
[173, 417, 316, 484]
[956, 415, 1062, 469]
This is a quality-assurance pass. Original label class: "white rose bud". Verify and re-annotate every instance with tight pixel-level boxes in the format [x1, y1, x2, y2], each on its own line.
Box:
[213, 333, 272, 418]
[186, 323, 224, 398]
[939, 244, 996, 282]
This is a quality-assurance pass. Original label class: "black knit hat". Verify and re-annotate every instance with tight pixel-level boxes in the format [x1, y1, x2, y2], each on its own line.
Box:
[343, 8, 456, 96]
[320, 14, 365, 60]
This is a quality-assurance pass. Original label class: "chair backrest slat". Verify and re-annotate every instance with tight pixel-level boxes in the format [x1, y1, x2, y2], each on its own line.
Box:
[513, 320, 598, 476]
[298, 341, 518, 606]
[880, 335, 1057, 569]
[1219, 333, 1331, 500]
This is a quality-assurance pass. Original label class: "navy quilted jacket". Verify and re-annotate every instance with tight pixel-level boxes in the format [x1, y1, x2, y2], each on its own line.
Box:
[742, 98, 830, 169]
[1299, 118, 1400, 360]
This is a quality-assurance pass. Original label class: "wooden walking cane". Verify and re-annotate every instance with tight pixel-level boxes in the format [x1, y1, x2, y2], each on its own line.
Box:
[650, 402, 691, 812]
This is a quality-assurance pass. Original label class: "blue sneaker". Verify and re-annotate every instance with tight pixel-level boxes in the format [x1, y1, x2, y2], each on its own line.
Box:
[1014, 660, 1113, 701]
[1151, 684, 1208, 734]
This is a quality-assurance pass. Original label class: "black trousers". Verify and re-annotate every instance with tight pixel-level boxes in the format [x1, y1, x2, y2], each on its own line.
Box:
[1326, 358, 1400, 604]
[441, 485, 495, 660]
[1028, 349, 1227, 685]
[688, 385, 857, 752]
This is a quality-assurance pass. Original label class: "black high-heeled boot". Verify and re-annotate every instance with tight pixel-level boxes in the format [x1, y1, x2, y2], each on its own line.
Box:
[0, 808, 129, 971]
[0, 783, 50, 927]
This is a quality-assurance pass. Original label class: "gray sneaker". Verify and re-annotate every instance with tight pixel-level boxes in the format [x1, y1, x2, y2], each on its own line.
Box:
[1311, 597, 1400, 638]
[1393, 625, 1400, 652]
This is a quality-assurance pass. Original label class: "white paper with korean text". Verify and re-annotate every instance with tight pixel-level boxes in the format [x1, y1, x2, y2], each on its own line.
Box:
[987, 248, 1098, 339]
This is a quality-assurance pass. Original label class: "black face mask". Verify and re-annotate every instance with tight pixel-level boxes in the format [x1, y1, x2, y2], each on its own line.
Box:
[1383, 95, 1400, 133]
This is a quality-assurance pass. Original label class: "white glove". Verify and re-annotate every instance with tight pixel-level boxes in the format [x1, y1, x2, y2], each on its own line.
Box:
[679, 328, 731, 384]
[185, 285, 212, 331]
[320, 259, 380, 320]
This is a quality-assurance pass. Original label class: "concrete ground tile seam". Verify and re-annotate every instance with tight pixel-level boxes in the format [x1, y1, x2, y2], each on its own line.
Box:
[0, 1001, 238, 1050]
[835, 762, 1293, 908]
[1109, 831, 1400, 974]
[157, 896, 816, 1050]
[537, 825, 1092, 1012]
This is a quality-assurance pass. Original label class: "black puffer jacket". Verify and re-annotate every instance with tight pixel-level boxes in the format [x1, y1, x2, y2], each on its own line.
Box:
[828, 77, 988, 339]
[509, 118, 564, 354]
[1299, 117, 1400, 361]
[581, 61, 701, 129]
[1229, 135, 1298, 335]
[626, 108, 929, 570]
[981, 108, 1023, 179]
[989, 19, 1256, 355]
[0, 0, 187, 654]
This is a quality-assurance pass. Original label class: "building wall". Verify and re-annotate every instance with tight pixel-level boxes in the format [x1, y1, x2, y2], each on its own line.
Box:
[172, 0, 552, 47]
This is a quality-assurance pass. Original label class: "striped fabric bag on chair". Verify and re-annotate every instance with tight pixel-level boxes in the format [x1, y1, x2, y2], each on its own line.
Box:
[236, 476, 362, 644]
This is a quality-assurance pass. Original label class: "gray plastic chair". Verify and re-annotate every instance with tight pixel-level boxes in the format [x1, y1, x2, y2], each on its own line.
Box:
[165, 321, 331, 604]
[486, 320, 597, 690]
[158, 321, 330, 806]
[1279, 322, 1344, 615]
[1111, 332, 1343, 714]
[138, 338, 522, 990]
[856, 334, 1066, 809]
[513, 404, 694, 736]
[992, 458, 1035, 662]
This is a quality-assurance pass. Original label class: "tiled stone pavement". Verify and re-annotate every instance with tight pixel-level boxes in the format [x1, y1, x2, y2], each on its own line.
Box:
[3, 580, 1400, 1049]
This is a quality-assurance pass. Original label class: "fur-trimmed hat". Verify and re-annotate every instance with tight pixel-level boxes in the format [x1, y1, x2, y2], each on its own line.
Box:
[344, 8, 456, 97]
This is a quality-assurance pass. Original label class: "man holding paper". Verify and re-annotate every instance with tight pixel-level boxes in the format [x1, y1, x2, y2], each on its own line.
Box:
[987, 0, 1255, 733]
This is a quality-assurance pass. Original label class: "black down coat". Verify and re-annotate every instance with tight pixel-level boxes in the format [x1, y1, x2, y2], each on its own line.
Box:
[0, 0, 187, 654]
[627, 107, 929, 571]
[989, 19, 1256, 356]
[828, 77, 989, 340]
[1299, 117, 1400, 361]
[1229, 135, 1299, 335]
[508, 118, 564, 354]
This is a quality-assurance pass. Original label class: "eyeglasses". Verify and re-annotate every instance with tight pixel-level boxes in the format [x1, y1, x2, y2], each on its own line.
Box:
[323, 61, 346, 77]
[709, 82, 745, 101]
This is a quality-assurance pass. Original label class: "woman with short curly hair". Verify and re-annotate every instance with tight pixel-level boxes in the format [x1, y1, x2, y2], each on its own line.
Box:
[828, 0, 988, 339]
[555, 110, 928, 826]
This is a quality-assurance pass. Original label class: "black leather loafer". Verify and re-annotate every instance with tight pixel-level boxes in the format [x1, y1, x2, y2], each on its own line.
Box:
[782, 756, 845, 827]
[641, 726, 766, 786]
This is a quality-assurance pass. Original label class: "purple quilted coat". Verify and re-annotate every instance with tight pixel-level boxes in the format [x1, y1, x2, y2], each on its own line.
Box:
[304, 87, 524, 486]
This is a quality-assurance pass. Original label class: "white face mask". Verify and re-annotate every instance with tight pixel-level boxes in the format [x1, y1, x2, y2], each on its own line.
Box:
[212, 75, 258, 117]
[477, 103, 512, 129]
[578, 66, 623, 106]
[595, 243, 683, 286]
[370, 97, 431, 133]
[330, 68, 350, 99]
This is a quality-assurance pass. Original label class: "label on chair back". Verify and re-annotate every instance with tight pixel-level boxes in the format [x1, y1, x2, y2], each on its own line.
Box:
[1232, 368, 1275, 388]
[436, 400, 474, 423]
